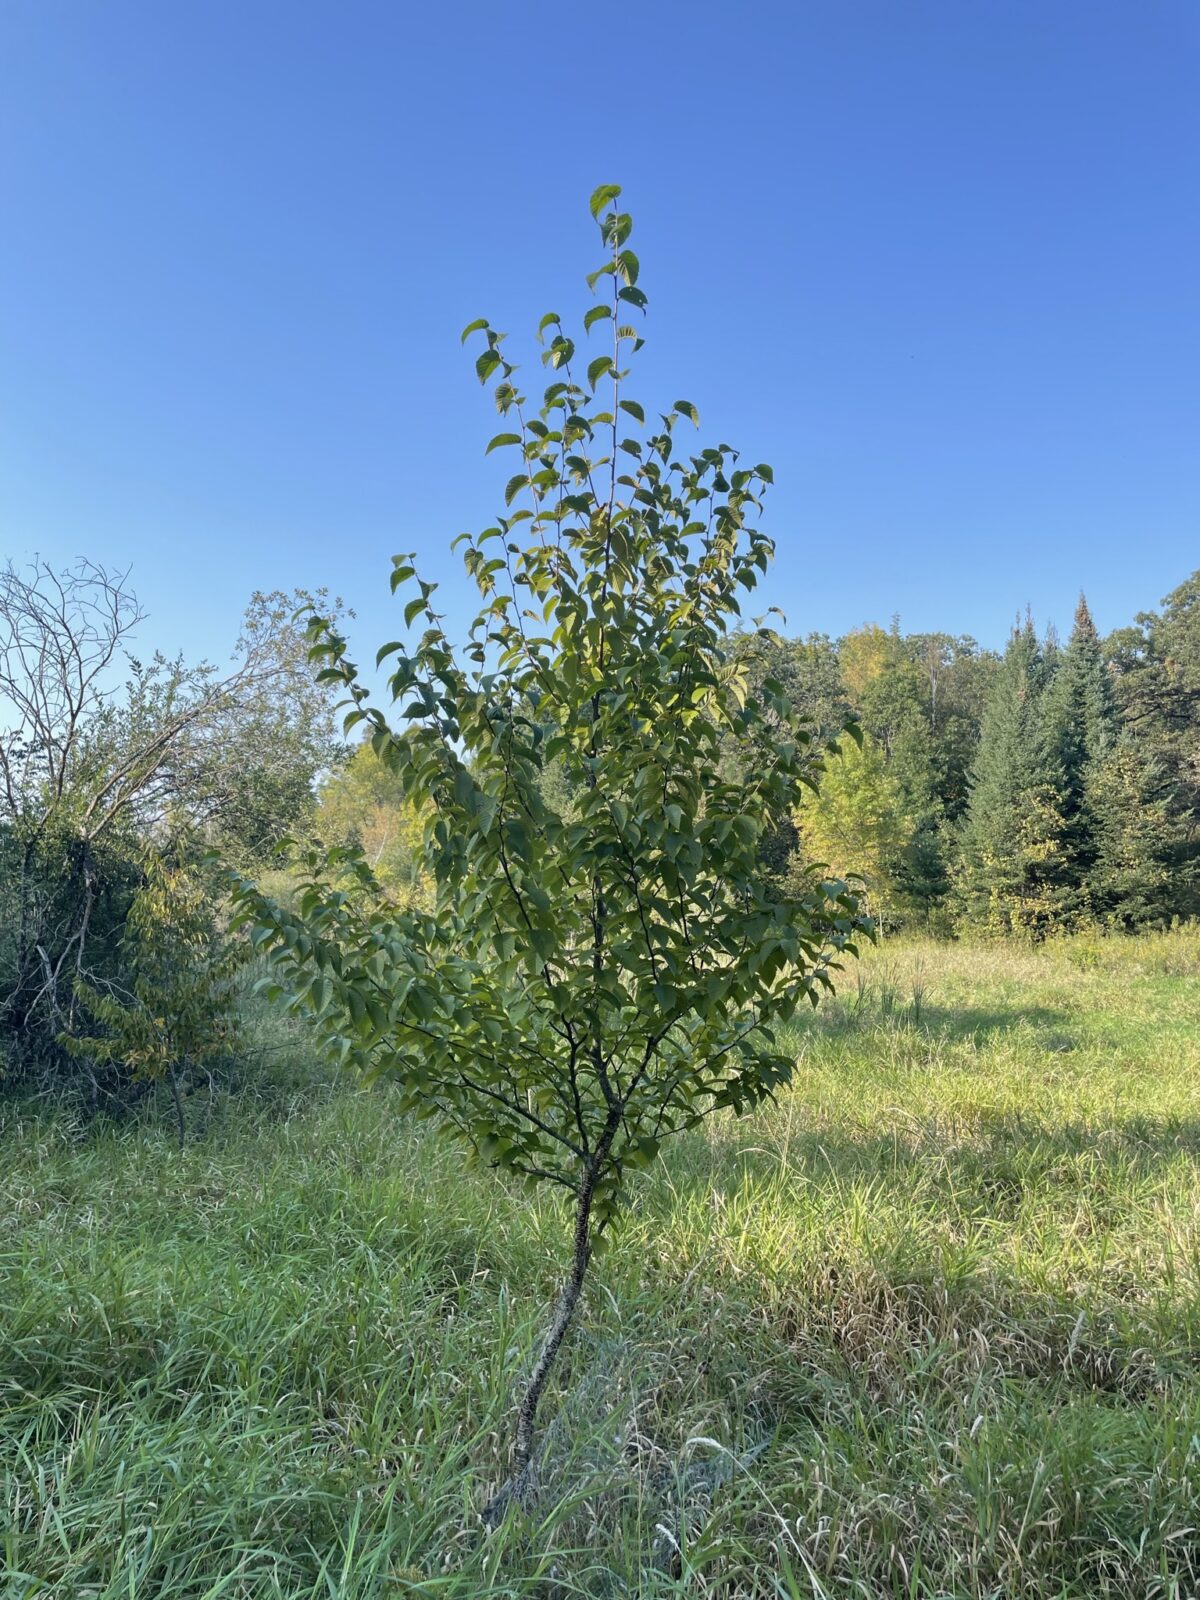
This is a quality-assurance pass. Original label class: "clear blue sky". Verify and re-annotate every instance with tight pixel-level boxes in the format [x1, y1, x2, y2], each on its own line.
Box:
[2, 1, 1197, 674]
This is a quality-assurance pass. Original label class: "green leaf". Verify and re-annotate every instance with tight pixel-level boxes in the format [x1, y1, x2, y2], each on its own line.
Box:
[587, 355, 613, 390]
[674, 400, 700, 427]
[486, 432, 522, 454]
[404, 597, 425, 628]
[589, 183, 622, 219]
[460, 318, 488, 344]
[617, 249, 639, 285]
[619, 399, 645, 424]
[584, 304, 612, 334]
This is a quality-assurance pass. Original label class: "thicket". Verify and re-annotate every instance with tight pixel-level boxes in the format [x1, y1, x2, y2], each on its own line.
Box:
[0, 559, 342, 1108]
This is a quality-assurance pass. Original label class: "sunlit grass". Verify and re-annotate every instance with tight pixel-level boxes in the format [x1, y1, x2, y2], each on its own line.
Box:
[3, 932, 1199, 1596]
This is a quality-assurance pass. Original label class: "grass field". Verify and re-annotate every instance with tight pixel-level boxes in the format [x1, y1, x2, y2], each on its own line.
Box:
[3, 933, 1199, 1598]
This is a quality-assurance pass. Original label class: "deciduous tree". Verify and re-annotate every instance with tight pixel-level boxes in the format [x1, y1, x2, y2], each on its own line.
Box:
[230, 187, 868, 1518]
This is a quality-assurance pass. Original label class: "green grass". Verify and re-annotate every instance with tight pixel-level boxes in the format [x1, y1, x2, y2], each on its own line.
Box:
[3, 932, 1199, 1598]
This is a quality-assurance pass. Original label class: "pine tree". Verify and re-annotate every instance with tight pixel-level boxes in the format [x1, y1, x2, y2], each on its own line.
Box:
[1087, 740, 1178, 928]
[954, 619, 1068, 935]
[1106, 570, 1200, 918]
[1041, 593, 1116, 920]
[858, 660, 949, 926]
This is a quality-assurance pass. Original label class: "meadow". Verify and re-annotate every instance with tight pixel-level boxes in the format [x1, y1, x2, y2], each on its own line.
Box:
[2, 932, 1198, 1599]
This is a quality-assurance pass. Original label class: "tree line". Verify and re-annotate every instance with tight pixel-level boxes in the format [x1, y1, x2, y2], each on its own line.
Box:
[744, 573, 1198, 936]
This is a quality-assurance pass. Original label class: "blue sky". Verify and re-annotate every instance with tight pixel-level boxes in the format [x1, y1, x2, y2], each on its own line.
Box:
[2, 1, 1197, 677]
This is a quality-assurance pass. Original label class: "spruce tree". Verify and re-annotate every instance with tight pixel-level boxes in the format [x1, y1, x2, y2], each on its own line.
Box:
[1041, 593, 1116, 920]
[955, 619, 1067, 934]
[1087, 738, 1176, 928]
[858, 661, 948, 926]
[1106, 570, 1200, 918]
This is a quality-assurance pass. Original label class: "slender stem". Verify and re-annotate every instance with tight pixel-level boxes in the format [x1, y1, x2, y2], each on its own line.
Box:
[484, 1108, 621, 1525]
[510, 1165, 597, 1475]
[168, 1061, 187, 1149]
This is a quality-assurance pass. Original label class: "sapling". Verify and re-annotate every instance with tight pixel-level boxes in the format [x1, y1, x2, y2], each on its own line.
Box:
[229, 186, 869, 1520]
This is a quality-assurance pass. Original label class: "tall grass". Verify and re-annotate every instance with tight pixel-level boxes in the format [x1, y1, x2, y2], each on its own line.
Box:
[2, 934, 1199, 1596]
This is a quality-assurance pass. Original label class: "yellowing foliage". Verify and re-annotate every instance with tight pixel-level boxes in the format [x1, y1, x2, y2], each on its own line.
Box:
[795, 733, 914, 928]
[315, 741, 430, 905]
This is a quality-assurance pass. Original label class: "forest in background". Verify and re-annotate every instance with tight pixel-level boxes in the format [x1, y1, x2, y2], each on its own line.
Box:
[0, 555, 1196, 1110]
[748, 565, 1199, 936]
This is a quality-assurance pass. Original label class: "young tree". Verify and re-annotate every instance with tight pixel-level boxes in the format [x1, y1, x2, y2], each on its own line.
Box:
[792, 734, 914, 930]
[1087, 738, 1177, 928]
[1040, 593, 1116, 917]
[65, 846, 242, 1139]
[1107, 571, 1200, 917]
[230, 187, 868, 1518]
[955, 619, 1068, 934]
[857, 659, 948, 925]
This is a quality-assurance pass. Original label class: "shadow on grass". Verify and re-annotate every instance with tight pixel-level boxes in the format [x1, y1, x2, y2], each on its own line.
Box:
[813, 1000, 1076, 1044]
[711, 1110, 1200, 1193]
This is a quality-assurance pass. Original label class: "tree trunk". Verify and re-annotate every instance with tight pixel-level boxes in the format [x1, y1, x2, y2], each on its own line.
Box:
[482, 1152, 604, 1527]
[168, 1062, 187, 1149]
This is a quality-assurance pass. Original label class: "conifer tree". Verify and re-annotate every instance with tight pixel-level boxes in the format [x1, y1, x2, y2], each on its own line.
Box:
[955, 620, 1067, 934]
[1087, 739, 1176, 927]
[1107, 570, 1200, 918]
[1041, 594, 1116, 920]
[858, 661, 948, 925]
